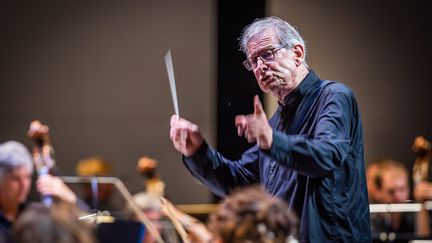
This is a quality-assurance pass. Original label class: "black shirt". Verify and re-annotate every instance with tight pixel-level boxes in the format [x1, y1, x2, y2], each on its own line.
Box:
[184, 70, 371, 242]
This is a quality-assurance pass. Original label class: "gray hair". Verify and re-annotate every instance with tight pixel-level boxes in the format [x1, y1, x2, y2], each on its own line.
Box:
[0, 141, 33, 181]
[239, 16, 308, 66]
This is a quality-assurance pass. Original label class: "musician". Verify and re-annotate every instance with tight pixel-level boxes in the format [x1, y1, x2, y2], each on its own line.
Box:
[170, 16, 370, 242]
[369, 158, 414, 235]
[0, 141, 79, 243]
[12, 201, 95, 243]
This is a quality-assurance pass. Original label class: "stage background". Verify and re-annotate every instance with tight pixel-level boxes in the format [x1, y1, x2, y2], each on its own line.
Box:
[1, 0, 431, 203]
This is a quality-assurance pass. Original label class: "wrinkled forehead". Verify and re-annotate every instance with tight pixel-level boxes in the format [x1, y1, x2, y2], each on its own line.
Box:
[246, 30, 279, 57]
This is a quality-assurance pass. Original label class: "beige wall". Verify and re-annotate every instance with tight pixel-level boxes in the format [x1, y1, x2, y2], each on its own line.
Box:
[0, 0, 215, 203]
[1, 0, 431, 205]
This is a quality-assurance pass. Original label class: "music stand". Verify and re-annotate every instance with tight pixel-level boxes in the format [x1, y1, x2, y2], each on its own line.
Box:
[60, 176, 164, 243]
[370, 202, 432, 242]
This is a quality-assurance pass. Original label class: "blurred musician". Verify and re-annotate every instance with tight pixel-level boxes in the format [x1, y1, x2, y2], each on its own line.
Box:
[0, 121, 79, 243]
[369, 158, 414, 236]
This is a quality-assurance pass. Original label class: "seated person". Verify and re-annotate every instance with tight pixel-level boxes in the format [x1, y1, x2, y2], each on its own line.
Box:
[0, 141, 79, 243]
[12, 201, 95, 243]
[207, 185, 298, 243]
[369, 158, 414, 235]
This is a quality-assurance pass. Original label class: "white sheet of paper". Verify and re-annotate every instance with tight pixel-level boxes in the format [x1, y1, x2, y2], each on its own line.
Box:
[164, 49, 179, 116]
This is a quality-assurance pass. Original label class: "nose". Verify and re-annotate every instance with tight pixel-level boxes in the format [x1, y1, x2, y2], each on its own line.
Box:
[256, 57, 268, 71]
[19, 177, 30, 189]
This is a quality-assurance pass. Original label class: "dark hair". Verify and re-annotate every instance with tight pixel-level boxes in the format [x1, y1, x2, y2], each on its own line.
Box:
[208, 185, 298, 243]
[13, 202, 95, 243]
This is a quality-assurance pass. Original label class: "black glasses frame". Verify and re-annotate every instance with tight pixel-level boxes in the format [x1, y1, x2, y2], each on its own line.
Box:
[242, 44, 289, 71]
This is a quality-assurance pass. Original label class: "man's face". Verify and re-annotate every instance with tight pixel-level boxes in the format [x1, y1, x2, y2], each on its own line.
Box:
[380, 170, 409, 204]
[246, 30, 299, 101]
[0, 166, 32, 205]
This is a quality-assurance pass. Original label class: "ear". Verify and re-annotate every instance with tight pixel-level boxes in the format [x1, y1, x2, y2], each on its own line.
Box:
[292, 45, 305, 66]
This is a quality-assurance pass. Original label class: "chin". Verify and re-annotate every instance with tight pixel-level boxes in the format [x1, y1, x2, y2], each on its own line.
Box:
[258, 85, 270, 93]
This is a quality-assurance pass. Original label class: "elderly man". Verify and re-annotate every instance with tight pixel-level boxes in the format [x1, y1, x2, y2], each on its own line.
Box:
[0, 141, 78, 243]
[170, 16, 370, 242]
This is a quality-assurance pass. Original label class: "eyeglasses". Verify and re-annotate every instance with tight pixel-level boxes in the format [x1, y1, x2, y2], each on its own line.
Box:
[242, 44, 289, 71]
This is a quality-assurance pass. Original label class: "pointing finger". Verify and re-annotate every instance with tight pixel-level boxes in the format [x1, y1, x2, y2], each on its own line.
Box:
[254, 95, 264, 116]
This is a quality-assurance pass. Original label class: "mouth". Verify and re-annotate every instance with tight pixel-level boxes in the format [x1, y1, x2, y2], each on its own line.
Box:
[261, 73, 272, 82]
[261, 75, 276, 86]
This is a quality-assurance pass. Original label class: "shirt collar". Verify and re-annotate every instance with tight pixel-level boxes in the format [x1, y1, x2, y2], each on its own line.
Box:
[281, 69, 320, 108]
[0, 202, 29, 228]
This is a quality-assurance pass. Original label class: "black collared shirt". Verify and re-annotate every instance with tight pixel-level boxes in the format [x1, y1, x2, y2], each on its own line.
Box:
[184, 70, 371, 242]
[0, 202, 27, 243]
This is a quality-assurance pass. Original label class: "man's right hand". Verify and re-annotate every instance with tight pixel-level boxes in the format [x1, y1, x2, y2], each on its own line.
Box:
[170, 115, 203, 157]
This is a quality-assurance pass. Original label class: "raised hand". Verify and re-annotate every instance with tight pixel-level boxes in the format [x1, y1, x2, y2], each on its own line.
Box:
[235, 95, 273, 150]
[170, 115, 204, 156]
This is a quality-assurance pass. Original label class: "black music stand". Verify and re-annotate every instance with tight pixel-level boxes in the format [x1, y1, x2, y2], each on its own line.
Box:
[97, 219, 145, 243]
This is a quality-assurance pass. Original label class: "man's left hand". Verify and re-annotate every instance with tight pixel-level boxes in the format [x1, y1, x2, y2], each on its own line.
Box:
[235, 95, 273, 150]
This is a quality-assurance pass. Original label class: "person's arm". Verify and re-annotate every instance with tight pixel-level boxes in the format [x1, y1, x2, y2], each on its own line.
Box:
[170, 115, 260, 197]
[36, 175, 77, 204]
[269, 89, 356, 177]
[183, 142, 260, 197]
